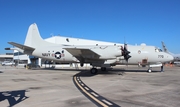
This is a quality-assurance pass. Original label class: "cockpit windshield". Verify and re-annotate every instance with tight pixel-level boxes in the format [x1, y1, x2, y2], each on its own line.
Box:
[158, 49, 163, 52]
[155, 47, 163, 52]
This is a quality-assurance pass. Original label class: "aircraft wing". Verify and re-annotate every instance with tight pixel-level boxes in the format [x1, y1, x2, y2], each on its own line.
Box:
[8, 42, 35, 52]
[63, 47, 100, 59]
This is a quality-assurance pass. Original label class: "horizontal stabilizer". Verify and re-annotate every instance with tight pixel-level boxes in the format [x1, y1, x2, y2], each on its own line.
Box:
[8, 42, 35, 52]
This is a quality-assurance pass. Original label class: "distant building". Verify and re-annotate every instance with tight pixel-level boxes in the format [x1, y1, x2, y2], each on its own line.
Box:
[0, 53, 14, 63]
[46, 36, 120, 46]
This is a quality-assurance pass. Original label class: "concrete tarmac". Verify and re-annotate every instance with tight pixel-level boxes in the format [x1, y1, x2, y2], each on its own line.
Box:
[0, 65, 180, 107]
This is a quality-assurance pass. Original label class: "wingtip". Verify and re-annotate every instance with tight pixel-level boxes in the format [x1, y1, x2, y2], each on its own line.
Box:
[8, 42, 14, 45]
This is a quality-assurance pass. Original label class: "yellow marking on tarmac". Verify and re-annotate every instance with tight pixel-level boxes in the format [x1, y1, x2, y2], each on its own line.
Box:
[74, 76, 108, 107]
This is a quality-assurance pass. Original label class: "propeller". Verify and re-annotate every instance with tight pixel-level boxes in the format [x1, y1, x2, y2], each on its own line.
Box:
[121, 43, 131, 63]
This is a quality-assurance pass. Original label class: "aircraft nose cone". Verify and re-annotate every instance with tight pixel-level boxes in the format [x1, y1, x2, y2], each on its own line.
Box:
[167, 54, 174, 61]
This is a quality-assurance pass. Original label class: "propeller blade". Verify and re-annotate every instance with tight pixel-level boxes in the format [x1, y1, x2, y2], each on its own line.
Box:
[125, 55, 131, 60]
[120, 43, 131, 63]
[124, 51, 130, 55]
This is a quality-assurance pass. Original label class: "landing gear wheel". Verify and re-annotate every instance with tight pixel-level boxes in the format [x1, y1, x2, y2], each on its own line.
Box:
[101, 67, 106, 71]
[90, 68, 98, 74]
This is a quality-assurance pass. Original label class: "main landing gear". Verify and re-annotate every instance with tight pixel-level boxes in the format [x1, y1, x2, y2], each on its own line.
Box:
[90, 67, 107, 74]
[90, 68, 98, 74]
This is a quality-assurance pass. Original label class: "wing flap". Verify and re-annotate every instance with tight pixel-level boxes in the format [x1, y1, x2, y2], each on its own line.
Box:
[64, 48, 100, 59]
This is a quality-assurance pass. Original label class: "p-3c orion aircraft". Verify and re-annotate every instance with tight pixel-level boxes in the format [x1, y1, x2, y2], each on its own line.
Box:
[8, 23, 173, 74]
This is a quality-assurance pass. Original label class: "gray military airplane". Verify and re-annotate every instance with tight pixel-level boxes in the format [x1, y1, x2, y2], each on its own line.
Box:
[8, 23, 173, 74]
[161, 41, 180, 63]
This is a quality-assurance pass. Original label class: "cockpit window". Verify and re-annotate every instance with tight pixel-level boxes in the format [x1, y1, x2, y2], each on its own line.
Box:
[155, 48, 163, 52]
[158, 49, 162, 52]
[155, 49, 159, 52]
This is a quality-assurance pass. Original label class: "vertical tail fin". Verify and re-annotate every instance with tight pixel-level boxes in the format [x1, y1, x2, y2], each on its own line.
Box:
[24, 23, 54, 48]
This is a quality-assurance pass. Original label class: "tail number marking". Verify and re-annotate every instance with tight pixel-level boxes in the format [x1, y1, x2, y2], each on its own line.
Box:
[158, 55, 164, 58]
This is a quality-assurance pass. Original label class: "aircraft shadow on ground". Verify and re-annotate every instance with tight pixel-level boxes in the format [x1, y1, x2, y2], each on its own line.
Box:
[76, 68, 162, 77]
[30, 67, 161, 77]
[74, 68, 139, 77]
[0, 71, 3, 73]
[112, 68, 161, 73]
[0, 90, 29, 107]
[31, 67, 83, 71]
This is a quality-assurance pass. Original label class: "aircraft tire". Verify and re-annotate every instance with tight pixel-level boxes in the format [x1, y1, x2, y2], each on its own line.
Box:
[90, 68, 98, 74]
[148, 69, 152, 73]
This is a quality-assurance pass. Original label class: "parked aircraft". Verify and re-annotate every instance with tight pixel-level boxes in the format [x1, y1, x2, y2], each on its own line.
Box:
[161, 41, 180, 64]
[8, 23, 173, 74]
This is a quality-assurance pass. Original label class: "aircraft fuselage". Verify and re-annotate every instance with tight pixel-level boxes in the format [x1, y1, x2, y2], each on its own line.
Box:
[31, 45, 173, 67]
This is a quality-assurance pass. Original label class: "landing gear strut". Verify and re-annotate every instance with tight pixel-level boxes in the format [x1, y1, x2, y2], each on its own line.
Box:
[80, 63, 84, 67]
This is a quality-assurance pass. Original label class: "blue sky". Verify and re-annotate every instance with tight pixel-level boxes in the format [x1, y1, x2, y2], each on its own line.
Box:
[0, 0, 180, 54]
